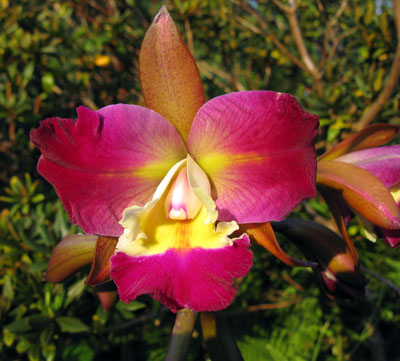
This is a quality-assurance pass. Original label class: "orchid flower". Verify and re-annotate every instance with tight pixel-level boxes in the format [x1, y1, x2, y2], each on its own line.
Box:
[317, 124, 400, 248]
[30, 7, 318, 312]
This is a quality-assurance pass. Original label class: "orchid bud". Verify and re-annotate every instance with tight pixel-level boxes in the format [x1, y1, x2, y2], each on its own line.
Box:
[46, 234, 97, 283]
[95, 282, 119, 311]
[273, 218, 367, 299]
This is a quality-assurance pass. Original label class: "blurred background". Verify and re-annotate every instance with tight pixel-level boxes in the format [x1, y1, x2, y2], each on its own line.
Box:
[0, 0, 399, 360]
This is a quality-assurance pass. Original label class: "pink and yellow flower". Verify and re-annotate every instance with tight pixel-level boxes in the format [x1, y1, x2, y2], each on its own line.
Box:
[317, 124, 400, 248]
[30, 7, 318, 312]
[332, 145, 400, 247]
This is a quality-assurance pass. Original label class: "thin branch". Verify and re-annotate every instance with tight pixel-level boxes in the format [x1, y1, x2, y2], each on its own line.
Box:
[105, 308, 169, 332]
[247, 295, 303, 311]
[326, 27, 358, 65]
[234, 12, 308, 72]
[285, 0, 322, 80]
[319, 0, 350, 71]
[271, 0, 295, 14]
[330, 0, 349, 27]
[353, 0, 400, 130]
[317, 21, 331, 72]
[360, 265, 400, 295]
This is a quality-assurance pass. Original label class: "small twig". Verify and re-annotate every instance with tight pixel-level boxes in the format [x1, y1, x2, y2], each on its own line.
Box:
[232, 0, 307, 72]
[318, 1, 350, 72]
[247, 295, 303, 311]
[105, 308, 168, 332]
[271, 0, 295, 14]
[330, 0, 349, 27]
[353, 0, 400, 130]
[360, 265, 400, 295]
[235, 15, 308, 73]
[282, 272, 304, 292]
[286, 0, 322, 81]
[326, 27, 358, 65]
[317, 20, 330, 72]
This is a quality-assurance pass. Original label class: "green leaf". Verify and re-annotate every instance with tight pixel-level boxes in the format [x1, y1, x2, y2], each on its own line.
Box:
[364, 1, 375, 25]
[56, 317, 90, 333]
[62, 340, 95, 361]
[66, 278, 86, 305]
[28, 315, 52, 328]
[238, 336, 276, 361]
[4, 318, 32, 334]
[40, 323, 55, 345]
[42, 344, 56, 361]
[28, 343, 41, 361]
[22, 62, 35, 87]
[41, 73, 55, 93]
[3, 330, 15, 347]
[16, 338, 30, 353]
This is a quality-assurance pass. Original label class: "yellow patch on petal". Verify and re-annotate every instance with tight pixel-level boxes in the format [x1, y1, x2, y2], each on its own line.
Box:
[196, 152, 263, 178]
[132, 159, 183, 179]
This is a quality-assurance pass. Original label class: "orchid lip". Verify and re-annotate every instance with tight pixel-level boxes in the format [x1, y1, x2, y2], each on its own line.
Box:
[115, 155, 240, 257]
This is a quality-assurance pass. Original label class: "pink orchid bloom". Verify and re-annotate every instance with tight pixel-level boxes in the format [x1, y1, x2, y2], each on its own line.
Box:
[30, 7, 318, 312]
[334, 145, 400, 247]
[317, 124, 400, 248]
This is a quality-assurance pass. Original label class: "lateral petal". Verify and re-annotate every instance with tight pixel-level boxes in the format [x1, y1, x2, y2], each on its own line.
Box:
[317, 161, 400, 229]
[241, 222, 316, 268]
[187, 91, 319, 223]
[110, 236, 252, 312]
[30, 104, 187, 236]
[335, 145, 400, 188]
[320, 123, 399, 161]
[85, 236, 118, 286]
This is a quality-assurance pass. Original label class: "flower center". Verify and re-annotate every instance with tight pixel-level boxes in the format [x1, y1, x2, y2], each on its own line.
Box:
[164, 166, 202, 220]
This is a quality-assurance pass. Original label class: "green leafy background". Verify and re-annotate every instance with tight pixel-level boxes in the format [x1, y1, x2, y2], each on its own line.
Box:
[1, 0, 399, 360]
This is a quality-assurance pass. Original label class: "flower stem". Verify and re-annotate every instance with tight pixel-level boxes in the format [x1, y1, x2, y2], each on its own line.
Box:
[165, 308, 197, 361]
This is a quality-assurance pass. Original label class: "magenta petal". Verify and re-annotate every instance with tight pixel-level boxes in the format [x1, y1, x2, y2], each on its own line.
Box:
[187, 91, 319, 223]
[110, 236, 253, 312]
[31, 105, 186, 236]
[336, 145, 400, 188]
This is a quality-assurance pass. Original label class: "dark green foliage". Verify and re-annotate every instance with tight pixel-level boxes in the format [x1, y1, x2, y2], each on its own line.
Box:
[1, 0, 399, 360]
